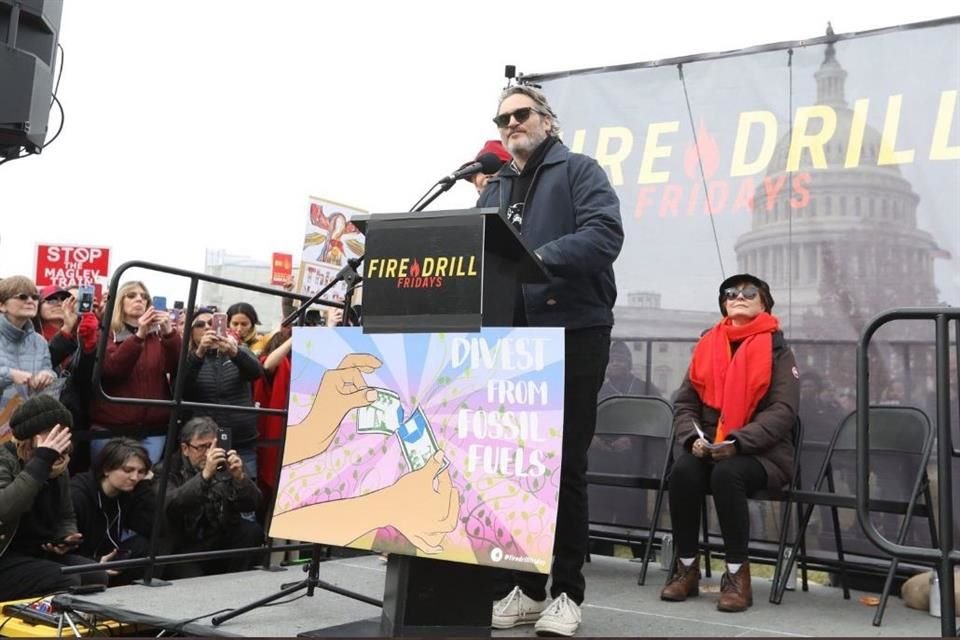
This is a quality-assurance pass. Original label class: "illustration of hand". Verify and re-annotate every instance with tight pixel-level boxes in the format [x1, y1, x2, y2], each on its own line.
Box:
[383, 452, 460, 554]
[283, 353, 382, 465]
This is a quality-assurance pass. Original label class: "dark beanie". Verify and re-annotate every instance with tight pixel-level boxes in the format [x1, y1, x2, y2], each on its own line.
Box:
[10, 395, 73, 440]
[718, 273, 774, 316]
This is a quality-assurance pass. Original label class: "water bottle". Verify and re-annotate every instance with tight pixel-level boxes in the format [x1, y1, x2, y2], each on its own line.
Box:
[929, 571, 941, 618]
[659, 533, 674, 571]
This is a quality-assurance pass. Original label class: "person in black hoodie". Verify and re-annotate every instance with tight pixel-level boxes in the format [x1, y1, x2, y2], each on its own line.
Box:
[71, 438, 155, 584]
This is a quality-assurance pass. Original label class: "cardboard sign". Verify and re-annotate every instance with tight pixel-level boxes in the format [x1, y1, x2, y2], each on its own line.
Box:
[35, 244, 110, 288]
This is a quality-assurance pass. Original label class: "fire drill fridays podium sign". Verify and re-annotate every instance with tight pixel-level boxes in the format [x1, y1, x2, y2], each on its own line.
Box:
[269, 327, 565, 574]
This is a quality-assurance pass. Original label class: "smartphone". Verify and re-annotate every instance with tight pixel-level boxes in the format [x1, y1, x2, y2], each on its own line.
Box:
[47, 535, 81, 548]
[152, 296, 167, 311]
[113, 548, 132, 560]
[217, 427, 232, 453]
[173, 300, 184, 311]
[77, 285, 95, 314]
[211, 312, 228, 337]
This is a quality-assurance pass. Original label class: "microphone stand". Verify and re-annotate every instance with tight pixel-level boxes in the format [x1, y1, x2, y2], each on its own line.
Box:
[214, 263, 372, 629]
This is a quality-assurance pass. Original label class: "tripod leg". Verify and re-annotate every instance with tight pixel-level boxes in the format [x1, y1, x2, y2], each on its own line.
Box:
[211, 578, 311, 626]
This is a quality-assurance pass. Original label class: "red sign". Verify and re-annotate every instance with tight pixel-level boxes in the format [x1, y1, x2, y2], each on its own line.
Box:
[270, 252, 293, 285]
[35, 244, 111, 288]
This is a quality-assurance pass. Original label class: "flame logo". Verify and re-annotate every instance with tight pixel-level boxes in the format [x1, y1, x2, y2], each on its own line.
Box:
[683, 120, 721, 180]
[410, 259, 421, 278]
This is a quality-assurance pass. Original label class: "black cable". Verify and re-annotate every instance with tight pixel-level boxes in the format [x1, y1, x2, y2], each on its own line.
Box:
[51, 43, 64, 105]
[677, 63, 725, 279]
[43, 43, 65, 150]
[43, 93, 65, 149]
[0, 151, 33, 166]
[261, 592, 307, 607]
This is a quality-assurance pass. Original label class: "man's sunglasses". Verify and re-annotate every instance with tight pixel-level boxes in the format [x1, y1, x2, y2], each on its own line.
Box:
[492, 106, 544, 129]
[723, 285, 760, 301]
[9, 293, 40, 302]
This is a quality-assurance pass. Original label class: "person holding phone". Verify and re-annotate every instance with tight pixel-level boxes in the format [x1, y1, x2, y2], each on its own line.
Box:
[70, 438, 156, 584]
[156, 416, 262, 578]
[88, 281, 182, 464]
[183, 308, 264, 480]
[0, 395, 109, 599]
[660, 274, 799, 613]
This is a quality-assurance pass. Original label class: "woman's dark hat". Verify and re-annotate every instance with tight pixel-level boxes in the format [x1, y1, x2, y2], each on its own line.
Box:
[718, 273, 774, 316]
[10, 395, 73, 440]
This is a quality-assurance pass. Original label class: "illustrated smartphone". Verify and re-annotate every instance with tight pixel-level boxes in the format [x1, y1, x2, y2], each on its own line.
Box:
[217, 427, 233, 453]
[152, 296, 167, 311]
[211, 312, 228, 337]
[77, 285, 95, 313]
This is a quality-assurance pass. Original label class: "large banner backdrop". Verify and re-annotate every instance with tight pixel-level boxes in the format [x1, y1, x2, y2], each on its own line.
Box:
[269, 327, 565, 573]
[527, 18, 960, 547]
[530, 19, 959, 402]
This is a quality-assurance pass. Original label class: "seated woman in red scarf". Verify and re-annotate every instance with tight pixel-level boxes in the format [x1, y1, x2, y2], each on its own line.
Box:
[660, 274, 799, 613]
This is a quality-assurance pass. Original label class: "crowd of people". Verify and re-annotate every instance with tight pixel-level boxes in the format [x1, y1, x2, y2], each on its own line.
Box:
[0, 274, 317, 601]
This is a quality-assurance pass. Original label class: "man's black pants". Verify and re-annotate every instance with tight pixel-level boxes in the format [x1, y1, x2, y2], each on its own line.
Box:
[0, 551, 108, 601]
[503, 326, 609, 606]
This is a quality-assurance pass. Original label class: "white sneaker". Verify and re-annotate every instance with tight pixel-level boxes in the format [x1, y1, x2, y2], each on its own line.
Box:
[534, 593, 582, 637]
[492, 586, 547, 629]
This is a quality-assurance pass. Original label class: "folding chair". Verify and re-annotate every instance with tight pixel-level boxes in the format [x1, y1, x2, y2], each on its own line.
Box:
[772, 405, 938, 626]
[585, 395, 673, 585]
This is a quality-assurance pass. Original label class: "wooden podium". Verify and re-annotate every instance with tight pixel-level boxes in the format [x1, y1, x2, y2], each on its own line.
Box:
[302, 208, 549, 637]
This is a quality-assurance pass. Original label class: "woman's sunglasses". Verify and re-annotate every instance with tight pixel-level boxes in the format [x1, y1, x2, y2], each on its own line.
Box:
[723, 285, 760, 301]
[492, 106, 544, 129]
[9, 293, 40, 302]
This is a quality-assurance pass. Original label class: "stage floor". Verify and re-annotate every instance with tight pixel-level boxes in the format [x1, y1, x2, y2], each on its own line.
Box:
[50, 554, 949, 637]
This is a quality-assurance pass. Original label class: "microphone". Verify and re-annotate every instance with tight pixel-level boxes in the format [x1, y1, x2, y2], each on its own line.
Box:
[439, 152, 505, 185]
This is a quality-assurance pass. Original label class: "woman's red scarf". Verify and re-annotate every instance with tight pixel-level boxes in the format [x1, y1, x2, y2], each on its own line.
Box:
[688, 312, 779, 443]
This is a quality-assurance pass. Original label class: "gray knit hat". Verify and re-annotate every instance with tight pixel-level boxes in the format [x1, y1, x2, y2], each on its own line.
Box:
[10, 395, 73, 440]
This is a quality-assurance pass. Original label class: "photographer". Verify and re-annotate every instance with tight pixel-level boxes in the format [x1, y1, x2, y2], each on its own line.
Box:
[156, 417, 262, 579]
[0, 396, 108, 599]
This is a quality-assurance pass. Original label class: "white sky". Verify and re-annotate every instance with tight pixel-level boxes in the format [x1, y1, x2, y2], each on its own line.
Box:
[2, 1, 957, 301]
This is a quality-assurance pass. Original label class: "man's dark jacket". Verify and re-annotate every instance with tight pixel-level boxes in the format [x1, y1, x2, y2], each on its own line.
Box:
[478, 140, 624, 329]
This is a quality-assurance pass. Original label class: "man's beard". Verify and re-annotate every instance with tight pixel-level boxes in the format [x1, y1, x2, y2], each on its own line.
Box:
[506, 128, 548, 157]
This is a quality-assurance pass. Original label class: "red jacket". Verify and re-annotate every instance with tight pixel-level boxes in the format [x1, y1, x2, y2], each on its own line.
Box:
[89, 327, 182, 431]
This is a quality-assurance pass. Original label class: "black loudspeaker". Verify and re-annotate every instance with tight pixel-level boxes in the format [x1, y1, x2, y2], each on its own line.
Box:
[0, 0, 63, 157]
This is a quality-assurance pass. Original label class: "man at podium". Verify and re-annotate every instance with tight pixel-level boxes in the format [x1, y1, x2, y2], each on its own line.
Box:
[479, 84, 623, 637]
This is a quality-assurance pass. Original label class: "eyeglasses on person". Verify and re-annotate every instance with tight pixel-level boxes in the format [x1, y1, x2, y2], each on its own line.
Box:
[185, 441, 213, 453]
[492, 106, 545, 129]
[723, 285, 760, 301]
[10, 293, 40, 302]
